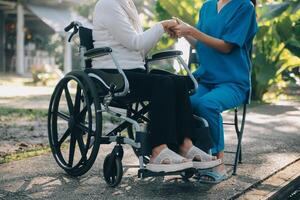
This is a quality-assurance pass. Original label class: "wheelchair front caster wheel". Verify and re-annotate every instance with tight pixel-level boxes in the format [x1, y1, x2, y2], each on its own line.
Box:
[180, 169, 194, 180]
[103, 154, 123, 187]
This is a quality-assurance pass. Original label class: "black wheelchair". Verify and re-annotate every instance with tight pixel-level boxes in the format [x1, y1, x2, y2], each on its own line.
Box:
[47, 21, 210, 187]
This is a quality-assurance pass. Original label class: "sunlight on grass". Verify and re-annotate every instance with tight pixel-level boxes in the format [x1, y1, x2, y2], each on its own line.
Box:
[0, 146, 52, 164]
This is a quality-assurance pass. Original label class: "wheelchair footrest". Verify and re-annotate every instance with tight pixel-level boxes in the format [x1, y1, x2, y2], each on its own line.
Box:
[138, 168, 196, 179]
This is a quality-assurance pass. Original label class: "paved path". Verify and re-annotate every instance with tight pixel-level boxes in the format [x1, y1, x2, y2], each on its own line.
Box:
[0, 101, 299, 200]
[0, 85, 54, 110]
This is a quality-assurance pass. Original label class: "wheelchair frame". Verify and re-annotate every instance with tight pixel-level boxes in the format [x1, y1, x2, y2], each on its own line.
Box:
[48, 21, 199, 187]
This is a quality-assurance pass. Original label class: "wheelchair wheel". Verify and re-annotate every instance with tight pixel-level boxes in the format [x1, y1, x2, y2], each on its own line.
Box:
[48, 72, 102, 177]
[181, 169, 195, 180]
[103, 153, 123, 187]
[127, 102, 150, 164]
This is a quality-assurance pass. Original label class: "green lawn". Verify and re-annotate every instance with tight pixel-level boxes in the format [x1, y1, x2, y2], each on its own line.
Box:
[0, 107, 48, 121]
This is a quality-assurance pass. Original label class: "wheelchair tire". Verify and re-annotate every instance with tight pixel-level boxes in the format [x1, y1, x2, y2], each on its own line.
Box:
[48, 71, 102, 177]
[103, 153, 123, 187]
[127, 102, 150, 164]
[180, 169, 195, 180]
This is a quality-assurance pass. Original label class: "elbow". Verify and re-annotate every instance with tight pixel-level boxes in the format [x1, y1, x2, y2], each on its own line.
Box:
[131, 40, 153, 56]
[132, 40, 144, 51]
[128, 42, 144, 52]
[130, 35, 147, 52]
[221, 48, 232, 54]
[220, 45, 234, 54]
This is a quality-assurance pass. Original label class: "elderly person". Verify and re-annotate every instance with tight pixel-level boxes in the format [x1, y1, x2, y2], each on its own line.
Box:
[92, 0, 221, 173]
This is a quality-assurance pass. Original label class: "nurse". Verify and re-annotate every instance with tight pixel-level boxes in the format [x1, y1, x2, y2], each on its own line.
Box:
[171, 0, 258, 183]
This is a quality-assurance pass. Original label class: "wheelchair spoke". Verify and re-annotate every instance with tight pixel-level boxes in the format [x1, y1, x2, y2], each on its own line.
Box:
[68, 133, 76, 167]
[77, 136, 87, 159]
[57, 111, 70, 122]
[64, 86, 74, 115]
[140, 102, 147, 108]
[77, 105, 88, 120]
[74, 85, 82, 115]
[76, 123, 95, 136]
[58, 128, 71, 147]
[134, 103, 139, 112]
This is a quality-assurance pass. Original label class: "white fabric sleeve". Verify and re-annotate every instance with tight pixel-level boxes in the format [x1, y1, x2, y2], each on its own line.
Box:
[94, 0, 164, 56]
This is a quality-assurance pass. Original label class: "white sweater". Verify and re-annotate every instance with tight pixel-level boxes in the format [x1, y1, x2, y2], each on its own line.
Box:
[92, 0, 165, 70]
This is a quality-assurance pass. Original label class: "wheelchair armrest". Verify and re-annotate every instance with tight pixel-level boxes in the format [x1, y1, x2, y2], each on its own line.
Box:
[146, 50, 183, 63]
[84, 47, 112, 59]
[146, 50, 199, 95]
[84, 47, 130, 97]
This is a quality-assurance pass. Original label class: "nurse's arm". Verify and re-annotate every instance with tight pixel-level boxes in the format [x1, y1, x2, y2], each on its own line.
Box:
[189, 27, 234, 53]
[172, 24, 234, 53]
[184, 35, 197, 49]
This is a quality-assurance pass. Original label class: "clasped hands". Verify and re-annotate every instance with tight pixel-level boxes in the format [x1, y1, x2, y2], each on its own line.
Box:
[162, 18, 192, 38]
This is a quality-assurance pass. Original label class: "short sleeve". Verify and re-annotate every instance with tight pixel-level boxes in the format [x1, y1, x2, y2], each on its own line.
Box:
[196, 2, 208, 29]
[222, 3, 258, 48]
[195, 3, 207, 47]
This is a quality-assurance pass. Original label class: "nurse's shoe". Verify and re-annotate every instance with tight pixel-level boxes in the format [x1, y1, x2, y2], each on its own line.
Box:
[146, 148, 193, 173]
[182, 146, 222, 169]
[196, 162, 229, 184]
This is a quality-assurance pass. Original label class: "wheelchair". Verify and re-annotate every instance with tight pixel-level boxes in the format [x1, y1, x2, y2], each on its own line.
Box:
[47, 21, 204, 187]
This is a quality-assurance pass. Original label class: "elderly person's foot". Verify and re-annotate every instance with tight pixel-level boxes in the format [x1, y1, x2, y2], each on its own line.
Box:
[147, 144, 193, 173]
[179, 138, 222, 169]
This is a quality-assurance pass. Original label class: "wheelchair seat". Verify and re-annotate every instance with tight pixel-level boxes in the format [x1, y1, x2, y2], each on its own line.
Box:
[84, 68, 125, 94]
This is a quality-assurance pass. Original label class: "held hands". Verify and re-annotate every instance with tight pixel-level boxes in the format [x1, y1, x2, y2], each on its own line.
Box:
[161, 18, 192, 38]
[172, 18, 192, 38]
[161, 19, 178, 38]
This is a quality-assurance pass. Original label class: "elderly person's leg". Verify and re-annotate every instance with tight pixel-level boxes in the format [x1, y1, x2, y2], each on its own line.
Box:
[165, 75, 221, 168]
[124, 71, 192, 172]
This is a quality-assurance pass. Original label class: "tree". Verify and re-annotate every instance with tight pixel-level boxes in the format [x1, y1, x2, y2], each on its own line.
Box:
[156, 0, 202, 25]
[252, 1, 300, 100]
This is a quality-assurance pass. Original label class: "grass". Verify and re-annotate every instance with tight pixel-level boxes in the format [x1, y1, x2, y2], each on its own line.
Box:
[0, 146, 52, 164]
[0, 107, 48, 121]
[0, 107, 51, 164]
[0, 143, 71, 165]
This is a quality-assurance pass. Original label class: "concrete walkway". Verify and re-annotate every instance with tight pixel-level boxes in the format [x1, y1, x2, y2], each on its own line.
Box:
[0, 100, 299, 200]
[0, 84, 54, 110]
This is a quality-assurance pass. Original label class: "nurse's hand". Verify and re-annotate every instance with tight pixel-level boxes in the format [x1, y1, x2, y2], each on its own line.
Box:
[171, 18, 193, 38]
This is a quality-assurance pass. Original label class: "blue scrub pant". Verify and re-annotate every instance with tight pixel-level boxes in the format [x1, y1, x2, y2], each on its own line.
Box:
[190, 83, 247, 154]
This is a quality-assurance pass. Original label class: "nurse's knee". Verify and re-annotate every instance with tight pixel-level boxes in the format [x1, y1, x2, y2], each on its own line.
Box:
[193, 99, 211, 115]
[193, 99, 220, 117]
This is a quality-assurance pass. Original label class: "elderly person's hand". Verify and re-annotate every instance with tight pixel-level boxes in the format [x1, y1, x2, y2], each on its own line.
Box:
[161, 19, 178, 38]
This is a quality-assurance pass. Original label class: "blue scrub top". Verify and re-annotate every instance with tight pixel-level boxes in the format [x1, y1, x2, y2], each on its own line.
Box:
[193, 0, 258, 91]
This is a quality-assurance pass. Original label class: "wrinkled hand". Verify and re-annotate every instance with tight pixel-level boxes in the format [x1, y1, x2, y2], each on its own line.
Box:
[170, 18, 192, 38]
